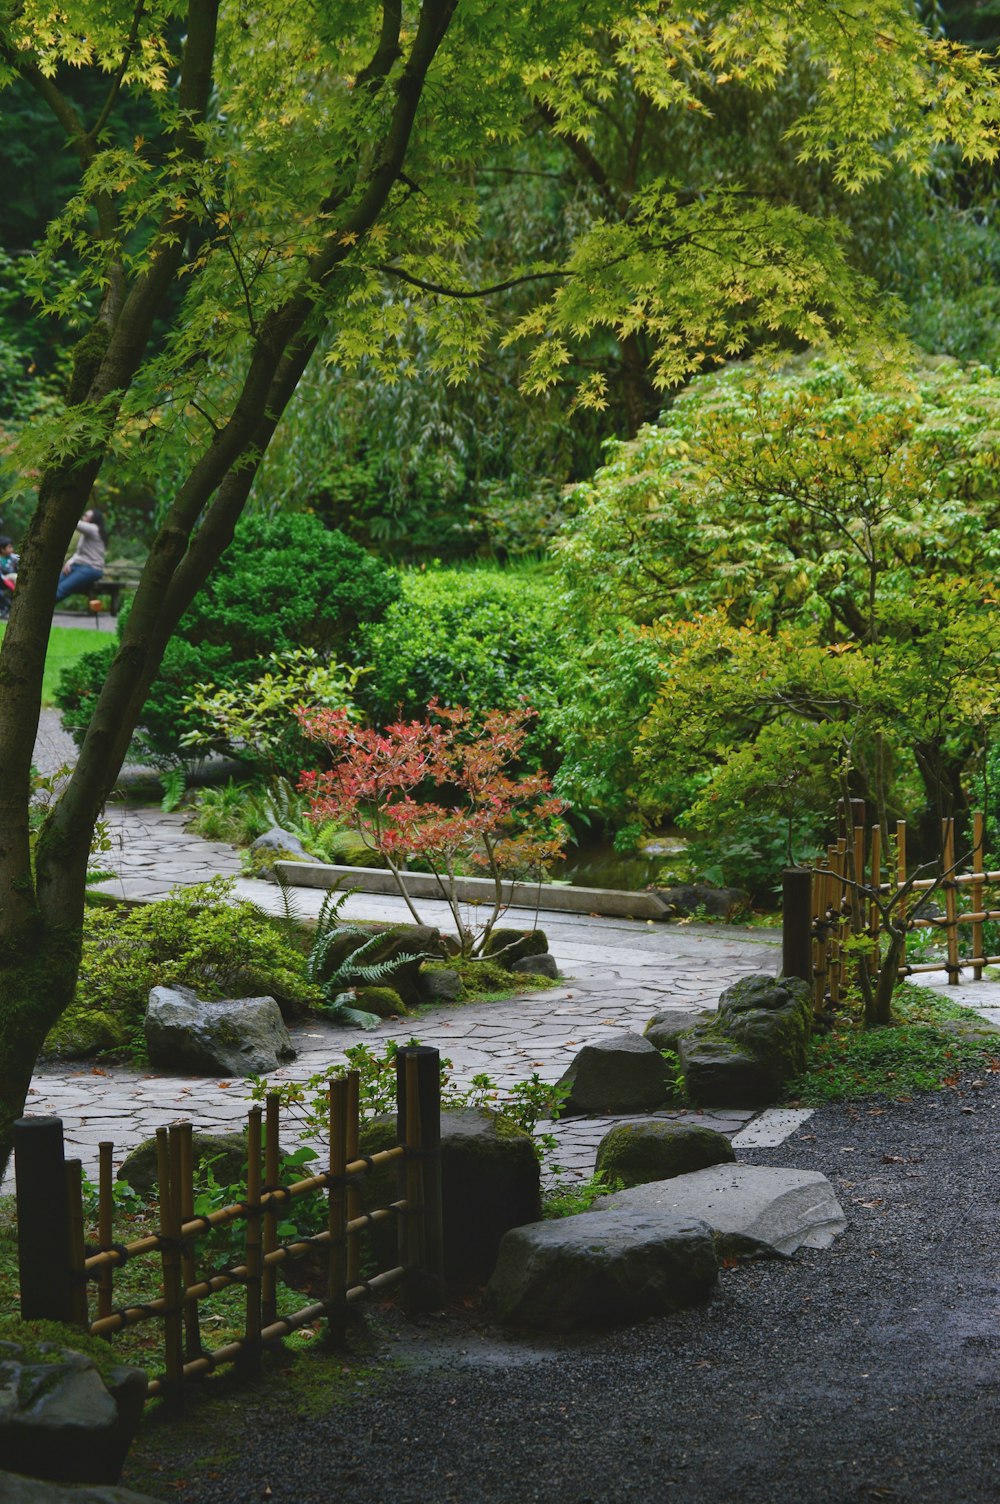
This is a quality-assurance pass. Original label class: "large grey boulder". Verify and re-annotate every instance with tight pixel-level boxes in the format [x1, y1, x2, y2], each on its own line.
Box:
[557, 1032, 670, 1116]
[592, 1165, 846, 1259]
[680, 973, 812, 1106]
[144, 985, 295, 1075]
[0, 1478, 160, 1503]
[643, 1007, 716, 1054]
[487, 1211, 717, 1329]
[595, 1120, 735, 1188]
[0, 1338, 147, 1485]
[360, 1107, 541, 1280]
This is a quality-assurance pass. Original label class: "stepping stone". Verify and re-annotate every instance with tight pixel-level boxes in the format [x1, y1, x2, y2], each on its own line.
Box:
[592, 1165, 846, 1259]
[487, 1211, 717, 1329]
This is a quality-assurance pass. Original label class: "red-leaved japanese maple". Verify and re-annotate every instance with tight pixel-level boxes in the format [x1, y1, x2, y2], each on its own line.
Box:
[297, 702, 567, 955]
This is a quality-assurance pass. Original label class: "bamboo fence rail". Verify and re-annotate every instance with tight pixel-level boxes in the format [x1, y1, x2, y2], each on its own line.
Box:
[783, 813, 1000, 1015]
[13, 1045, 444, 1400]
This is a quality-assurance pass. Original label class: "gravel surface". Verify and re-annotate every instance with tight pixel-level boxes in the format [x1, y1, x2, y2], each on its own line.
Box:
[124, 1073, 1000, 1504]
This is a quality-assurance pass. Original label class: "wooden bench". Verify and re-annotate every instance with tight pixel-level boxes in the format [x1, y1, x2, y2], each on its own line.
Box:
[94, 577, 138, 615]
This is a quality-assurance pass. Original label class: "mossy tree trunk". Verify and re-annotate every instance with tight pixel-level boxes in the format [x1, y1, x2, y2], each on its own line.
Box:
[0, 0, 455, 1182]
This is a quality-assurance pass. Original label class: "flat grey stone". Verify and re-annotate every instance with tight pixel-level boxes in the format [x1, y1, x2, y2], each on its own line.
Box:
[592, 1165, 846, 1259]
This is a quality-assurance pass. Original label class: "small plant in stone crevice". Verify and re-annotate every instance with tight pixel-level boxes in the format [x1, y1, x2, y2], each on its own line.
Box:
[542, 1170, 624, 1219]
[659, 1046, 688, 1102]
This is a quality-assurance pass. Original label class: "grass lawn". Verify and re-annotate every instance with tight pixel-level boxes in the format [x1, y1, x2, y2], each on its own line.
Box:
[0, 622, 106, 706]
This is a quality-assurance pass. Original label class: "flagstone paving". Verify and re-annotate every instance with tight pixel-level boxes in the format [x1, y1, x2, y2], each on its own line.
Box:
[16, 770, 1000, 1194]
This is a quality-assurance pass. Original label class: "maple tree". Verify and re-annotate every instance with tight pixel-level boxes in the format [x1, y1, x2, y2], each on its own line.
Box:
[1, 1, 1000, 1174]
[298, 702, 566, 956]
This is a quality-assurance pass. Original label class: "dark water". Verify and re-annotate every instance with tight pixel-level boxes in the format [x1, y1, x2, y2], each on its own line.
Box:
[548, 836, 688, 892]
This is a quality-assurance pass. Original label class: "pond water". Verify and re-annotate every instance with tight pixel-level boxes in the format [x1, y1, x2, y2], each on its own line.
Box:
[548, 834, 689, 893]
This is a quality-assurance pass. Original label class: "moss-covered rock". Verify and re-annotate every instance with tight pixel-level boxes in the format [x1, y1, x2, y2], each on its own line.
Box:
[116, 1131, 249, 1196]
[353, 986, 407, 1018]
[680, 974, 812, 1106]
[482, 928, 548, 967]
[42, 1006, 132, 1060]
[595, 1120, 736, 1188]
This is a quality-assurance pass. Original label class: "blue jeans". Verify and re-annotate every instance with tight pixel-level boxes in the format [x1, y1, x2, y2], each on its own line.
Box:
[55, 564, 103, 602]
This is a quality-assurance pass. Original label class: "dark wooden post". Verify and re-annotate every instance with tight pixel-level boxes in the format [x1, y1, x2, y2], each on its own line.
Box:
[396, 1045, 445, 1311]
[782, 867, 813, 987]
[14, 1116, 77, 1323]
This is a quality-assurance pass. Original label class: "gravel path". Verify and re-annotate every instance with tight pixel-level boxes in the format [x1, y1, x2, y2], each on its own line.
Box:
[123, 1070, 1000, 1504]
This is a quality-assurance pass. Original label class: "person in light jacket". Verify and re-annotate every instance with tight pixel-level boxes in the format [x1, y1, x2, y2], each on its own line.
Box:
[55, 508, 107, 603]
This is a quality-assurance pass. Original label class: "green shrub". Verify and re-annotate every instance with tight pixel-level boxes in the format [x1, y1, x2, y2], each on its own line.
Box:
[354, 565, 571, 764]
[55, 514, 400, 767]
[56, 879, 321, 1058]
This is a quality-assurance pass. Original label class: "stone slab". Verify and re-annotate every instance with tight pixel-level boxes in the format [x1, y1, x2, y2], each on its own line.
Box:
[730, 1108, 815, 1149]
[274, 860, 671, 920]
[592, 1164, 846, 1258]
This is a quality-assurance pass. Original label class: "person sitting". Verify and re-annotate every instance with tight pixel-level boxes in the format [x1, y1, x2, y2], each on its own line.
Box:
[0, 536, 17, 618]
[55, 508, 107, 603]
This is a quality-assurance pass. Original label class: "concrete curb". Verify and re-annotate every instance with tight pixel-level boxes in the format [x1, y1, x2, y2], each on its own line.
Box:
[273, 859, 672, 921]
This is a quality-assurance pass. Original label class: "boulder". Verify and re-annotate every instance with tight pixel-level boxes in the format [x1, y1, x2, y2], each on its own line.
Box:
[0, 1333, 147, 1486]
[511, 953, 560, 980]
[680, 973, 812, 1106]
[643, 1007, 717, 1054]
[0, 1476, 160, 1503]
[482, 928, 548, 967]
[250, 825, 310, 859]
[595, 1120, 735, 1189]
[678, 1034, 772, 1108]
[360, 1107, 541, 1280]
[592, 1165, 847, 1259]
[352, 985, 407, 1018]
[312, 924, 443, 1007]
[557, 1032, 670, 1116]
[416, 966, 465, 1004]
[117, 1130, 248, 1196]
[487, 1211, 717, 1329]
[144, 985, 295, 1076]
[653, 884, 749, 921]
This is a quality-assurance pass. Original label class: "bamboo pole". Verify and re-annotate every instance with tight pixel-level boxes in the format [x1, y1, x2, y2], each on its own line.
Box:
[177, 1124, 201, 1360]
[243, 1107, 263, 1367]
[156, 1127, 184, 1398]
[972, 811, 985, 982]
[262, 1094, 280, 1329]
[327, 1079, 349, 1343]
[97, 1142, 114, 1324]
[942, 817, 960, 986]
[65, 1160, 89, 1328]
[345, 1071, 361, 1293]
[869, 824, 882, 972]
[812, 860, 829, 1013]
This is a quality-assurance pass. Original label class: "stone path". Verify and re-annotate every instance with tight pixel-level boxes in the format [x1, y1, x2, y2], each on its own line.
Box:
[19, 741, 1000, 1192]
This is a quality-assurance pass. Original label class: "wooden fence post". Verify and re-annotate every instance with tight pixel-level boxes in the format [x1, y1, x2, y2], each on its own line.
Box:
[14, 1117, 78, 1324]
[781, 868, 813, 988]
[396, 1045, 445, 1312]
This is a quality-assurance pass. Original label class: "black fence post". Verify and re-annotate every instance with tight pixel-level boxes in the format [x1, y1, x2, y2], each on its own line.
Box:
[14, 1116, 77, 1323]
[396, 1045, 445, 1312]
[782, 867, 814, 987]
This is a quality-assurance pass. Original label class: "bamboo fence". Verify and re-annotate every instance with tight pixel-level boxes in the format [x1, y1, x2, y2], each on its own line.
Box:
[785, 813, 1000, 1014]
[13, 1045, 444, 1400]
